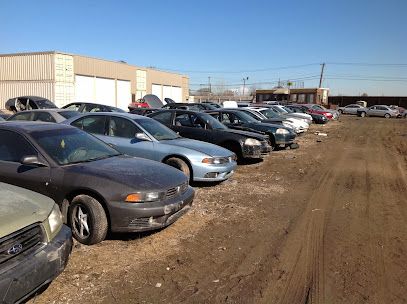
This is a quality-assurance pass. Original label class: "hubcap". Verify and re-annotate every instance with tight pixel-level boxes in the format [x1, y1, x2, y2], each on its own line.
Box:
[73, 206, 90, 239]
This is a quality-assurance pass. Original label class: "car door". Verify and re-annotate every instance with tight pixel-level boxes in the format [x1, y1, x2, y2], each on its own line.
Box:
[104, 116, 157, 160]
[173, 112, 211, 142]
[0, 129, 51, 196]
[368, 106, 378, 116]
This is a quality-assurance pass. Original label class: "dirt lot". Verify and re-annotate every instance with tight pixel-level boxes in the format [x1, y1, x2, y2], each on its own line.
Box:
[32, 116, 407, 304]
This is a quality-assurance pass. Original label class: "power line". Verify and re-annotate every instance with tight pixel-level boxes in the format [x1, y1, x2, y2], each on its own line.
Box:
[326, 62, 407, 67]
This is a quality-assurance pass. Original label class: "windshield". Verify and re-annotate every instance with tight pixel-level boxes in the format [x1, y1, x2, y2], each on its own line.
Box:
[271, 106, 287, 114]
[58, 111, 82, 119]
[282, 106, 294, 113]
[242, 110, 262, 120]
[31, 127, 121, 165]
[200, 113, 227, 130]
[234, 111, 259, 123]
[36, 99, 58, 109]
[260, 109, 280, 119]
[136, 118, 180, 140]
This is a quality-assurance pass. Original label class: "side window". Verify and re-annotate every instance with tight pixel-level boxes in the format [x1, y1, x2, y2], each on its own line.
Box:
[153, 112, 173, 125]
[65, 103, 81, 111]
[221, 113, 232, 123]
[32, 112, 56, 123]
[84, 104, 103, 113]
[188, 105, 201, 111]
[79, 116, 107, 135]
[174, 113, 193, 127]
[0, 130, 37, 162]
[108, 117, 140, 138]
[10, 112, 32, 121]
[189, 114, 206, 128]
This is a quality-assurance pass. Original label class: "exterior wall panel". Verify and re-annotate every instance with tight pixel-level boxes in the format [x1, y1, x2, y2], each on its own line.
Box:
[116, 80, 131, 110]
[0, 53, 55, 81]
[0, 81, 54, 109]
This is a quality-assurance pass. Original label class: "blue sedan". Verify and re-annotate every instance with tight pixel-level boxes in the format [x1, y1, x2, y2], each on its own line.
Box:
[64, 113, 237, 182]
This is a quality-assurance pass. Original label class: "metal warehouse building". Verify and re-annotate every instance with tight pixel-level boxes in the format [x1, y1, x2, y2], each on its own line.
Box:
[0, 51, 189, 110]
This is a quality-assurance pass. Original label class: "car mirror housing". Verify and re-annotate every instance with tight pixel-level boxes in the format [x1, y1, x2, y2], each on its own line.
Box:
[20, 155, 48, 167]
[135, 133, 151, 141]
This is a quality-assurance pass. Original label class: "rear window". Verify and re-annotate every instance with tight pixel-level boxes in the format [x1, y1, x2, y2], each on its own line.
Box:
[58, 111, 81, 119]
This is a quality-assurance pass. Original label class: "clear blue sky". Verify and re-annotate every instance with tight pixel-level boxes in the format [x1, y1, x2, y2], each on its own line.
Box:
[1, 0, 406, 96]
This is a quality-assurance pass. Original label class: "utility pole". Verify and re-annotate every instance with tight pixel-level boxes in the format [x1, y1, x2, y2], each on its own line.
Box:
[242, 77, 249, 96]
[319, 63, 325, 88]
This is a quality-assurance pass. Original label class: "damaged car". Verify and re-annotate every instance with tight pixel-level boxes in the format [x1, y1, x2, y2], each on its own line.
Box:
[0, 122, 194, 245]
[0, 182, 72, 303]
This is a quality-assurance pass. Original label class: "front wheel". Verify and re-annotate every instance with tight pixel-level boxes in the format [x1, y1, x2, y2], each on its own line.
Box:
[68, 195, 108, 245]
[165, 157, 191, 180]
[360, 112, 366, 117]
[338, 109, 343, 114]
[384, 113, 390, 118]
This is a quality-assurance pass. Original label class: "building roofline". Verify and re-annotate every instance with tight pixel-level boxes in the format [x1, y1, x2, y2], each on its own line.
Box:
[0, 50, 189, 78]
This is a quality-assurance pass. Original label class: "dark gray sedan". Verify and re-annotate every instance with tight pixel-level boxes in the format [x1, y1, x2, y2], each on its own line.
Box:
[0, 122, 194, 245]
[7, 109, 81, 123]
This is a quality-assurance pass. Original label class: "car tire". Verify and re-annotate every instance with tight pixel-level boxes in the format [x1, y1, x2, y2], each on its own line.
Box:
[165, 157, 191, 180]
[360, 112, 366, 117]
[68, 195, 108, 245]
[338, 109, 343, 114]
[384, 113, 390, 118]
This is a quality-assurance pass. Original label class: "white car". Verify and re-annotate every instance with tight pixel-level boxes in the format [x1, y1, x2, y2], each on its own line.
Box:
[246, 107, 308, 133]
[271, 105, 313, 125]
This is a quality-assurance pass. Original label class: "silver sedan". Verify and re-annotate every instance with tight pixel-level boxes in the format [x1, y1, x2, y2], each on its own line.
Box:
[338, 104, 364, 115]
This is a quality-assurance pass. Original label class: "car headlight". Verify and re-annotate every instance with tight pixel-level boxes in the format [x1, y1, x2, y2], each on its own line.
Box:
[47, 204, 63, 239]
[125, 191, 166, 203]
[276, 128, 290, 135]
[202, 157, 230, 164]
[244, 138, 261, 146]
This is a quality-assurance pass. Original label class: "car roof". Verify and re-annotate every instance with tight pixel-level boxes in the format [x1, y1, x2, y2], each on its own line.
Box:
[12, 109, 73, 113]
[8, 96, 50, 101]
[0, 121, 74, 133]
[71, 111, 146, 120]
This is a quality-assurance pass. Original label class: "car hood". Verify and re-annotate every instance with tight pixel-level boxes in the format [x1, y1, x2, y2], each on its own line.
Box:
[221, 127, 268, 140]
[160, 138, 233, 157]
[64, 155, 188, 191]
[0, 183, 54, 238]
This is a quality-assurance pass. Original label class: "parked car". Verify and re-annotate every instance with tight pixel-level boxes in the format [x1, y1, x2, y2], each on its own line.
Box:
[268, 105, 313, 124]
[337, 104, 365, 115]
[5, 96, 58, 113]
[162, 103, 219, 111]
[7, 109, 81, 123]
[297, 104, 336, 120]
[0, 122, 194, 244]
[357, 105, 399, 118]
[62, 102, 126, 113]
[201, 101, 222, 108]
[0, 116, 4, 121]
[236, 108, 296, 130]
[284, 105, 328, 124]
[148, 109, 271, 161]
[0, 182, 72, 303]
[247, 107, 308, 133]
[389, 105, 407, 118]
[206, 109, 297, 150]
[65, 113, 237, 182]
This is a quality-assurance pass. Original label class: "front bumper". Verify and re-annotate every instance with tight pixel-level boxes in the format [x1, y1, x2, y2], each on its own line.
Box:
[0, 225, 72, 304]
[109, 186, 195, 232]
[193, 160, 237, 182]
[242, 144, 264, 159]
[275, 132, 296, 146]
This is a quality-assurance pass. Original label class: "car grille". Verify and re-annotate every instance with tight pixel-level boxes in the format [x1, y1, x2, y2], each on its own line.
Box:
[0, 224, 44, 265]
[166, 181, 189, 199]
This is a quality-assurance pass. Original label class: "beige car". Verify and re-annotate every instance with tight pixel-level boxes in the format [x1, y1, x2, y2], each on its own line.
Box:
[0, 182, 72, 303]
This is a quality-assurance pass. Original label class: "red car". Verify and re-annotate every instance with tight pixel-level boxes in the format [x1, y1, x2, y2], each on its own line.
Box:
[296, 104, 335, 120]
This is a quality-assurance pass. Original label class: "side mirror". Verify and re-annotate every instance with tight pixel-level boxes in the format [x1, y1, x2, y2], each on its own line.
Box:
[135, 133, 151, 141]
[20, 155, 48, 167]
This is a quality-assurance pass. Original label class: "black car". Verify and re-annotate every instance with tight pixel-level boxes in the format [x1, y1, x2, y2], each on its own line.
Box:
[0, 110, 11, 120]
[5, 96, 58, 113]
[148, 109, 271, 161]
[284, 105, 328, 124]
[62, 102, 126, 113]
[129, 107, 162, 116]
[0, 122, 194, 245]
[206, 109, 297, 150]
[162, 103, 219, 111]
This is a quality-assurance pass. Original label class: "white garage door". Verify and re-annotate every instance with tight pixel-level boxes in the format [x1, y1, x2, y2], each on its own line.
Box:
[75, 75, 94, 102]
[171, 86, 182, 102]
[95, 77, 115, 106]
[152, 84, 162, 101]
[162, 86, 172, 103]
[116, 80, 131, 110]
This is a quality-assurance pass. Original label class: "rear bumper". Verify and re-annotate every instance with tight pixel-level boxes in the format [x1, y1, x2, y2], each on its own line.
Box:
[109, 187, 195, 232]
[0, 225, 72, 304]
